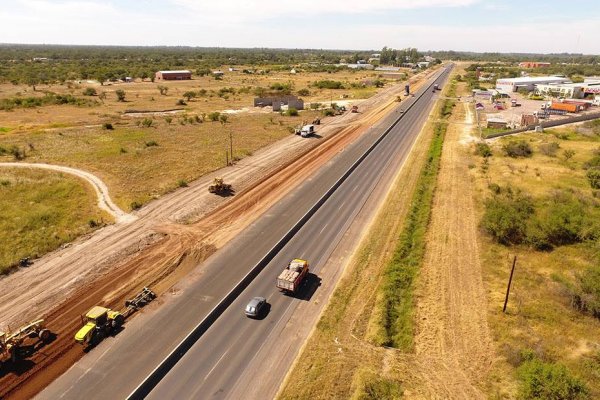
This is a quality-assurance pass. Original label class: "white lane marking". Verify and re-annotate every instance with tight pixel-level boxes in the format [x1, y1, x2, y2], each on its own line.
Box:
[318, 222, 329, 235]
[204, 348, 230, 382]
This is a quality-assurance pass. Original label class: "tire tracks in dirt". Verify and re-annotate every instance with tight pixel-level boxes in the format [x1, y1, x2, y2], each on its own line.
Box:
[407, 100, 494, 398]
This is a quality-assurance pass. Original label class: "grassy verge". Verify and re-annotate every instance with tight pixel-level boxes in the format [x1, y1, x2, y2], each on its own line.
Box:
[0, 168, 110, 273]
[279, 79, 456, 399]
[371, 119, 448, 349]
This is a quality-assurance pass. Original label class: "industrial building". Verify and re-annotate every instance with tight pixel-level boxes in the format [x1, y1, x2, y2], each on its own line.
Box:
[495, 76, 570, 93]
[535, 79, 600, 99]
[155, 70, 192, 81]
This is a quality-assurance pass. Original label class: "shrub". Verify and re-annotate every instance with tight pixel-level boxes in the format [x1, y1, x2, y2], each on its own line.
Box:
[503, 140, 533, 158]
[572, 265, 600, 318]
[183, 91, 196, 101]
[310, 102, 322, 110]
[176, 99, 187, 106]
[269, 82, 292, 94]
[10, 145, 26, 160]
[83, 87, 97, 96]
[164, 116, 173, 124]
[219, 114, 228, 124]
[115, 89, 126, 102]
[586, 168, 600, 189]
[358, 378, 403, 400]
[130, 201, 143, 210]
[563, 149, 576, 161]
[102, 122, 113, 130]
[312, 80, 344, 89]
[481, 187, 534, 245]
[517, 356, 588, 400]
[583, 155, 600, 170]
[141, 118, 153, 128]
[145, 140, 158, 147]
[208, 112, 221, 121]
[285, 107, 298, 117]
[297, 88, 310, 96]
[157, 85, 168, 95]
[538, 142, 560, 157]
[475, 142, 492, 157]
[323, 109, 335, 116]
[528, 193, 588, 249]
[440, 99, 455, 118]
[177, 179, 188, 188]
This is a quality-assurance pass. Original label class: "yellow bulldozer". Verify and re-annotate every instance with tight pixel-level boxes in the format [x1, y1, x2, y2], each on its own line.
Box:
[1, 319, 51, 364]
[208, 177, 232, 194]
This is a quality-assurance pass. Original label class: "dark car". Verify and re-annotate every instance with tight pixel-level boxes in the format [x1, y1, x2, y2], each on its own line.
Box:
[245, 297, 267, 318]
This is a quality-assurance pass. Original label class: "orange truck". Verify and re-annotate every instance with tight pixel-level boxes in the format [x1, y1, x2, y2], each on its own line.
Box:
[550, 102, 580, 113]
[276, 259, 309, 294]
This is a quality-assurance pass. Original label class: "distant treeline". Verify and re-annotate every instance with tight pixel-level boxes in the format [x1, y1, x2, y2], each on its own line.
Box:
[429, 50, 600, 65]
[0, 44, 384, 86]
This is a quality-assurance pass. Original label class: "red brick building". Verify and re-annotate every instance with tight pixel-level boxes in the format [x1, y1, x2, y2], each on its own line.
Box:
[155, 70, 192, 81]
[518, 62, 551, 68]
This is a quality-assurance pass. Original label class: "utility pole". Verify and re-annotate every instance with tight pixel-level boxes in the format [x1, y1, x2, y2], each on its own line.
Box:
[229, 130, 233, 165]
[503, 256, 517, 313]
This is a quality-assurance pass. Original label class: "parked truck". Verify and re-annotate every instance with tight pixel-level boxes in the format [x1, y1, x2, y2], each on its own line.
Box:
[550, 102, 580, 113]
[276, 259, 309, 294]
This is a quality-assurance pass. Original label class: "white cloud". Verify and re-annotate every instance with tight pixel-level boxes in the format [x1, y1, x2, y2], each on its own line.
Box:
[172, 0, 480, 22]
[17, 0, 118, 17]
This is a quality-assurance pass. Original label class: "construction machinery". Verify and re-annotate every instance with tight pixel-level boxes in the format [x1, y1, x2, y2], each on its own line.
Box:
[1, 319, 51, 363]
[351, 105, 359, 113]
[276, 259, 309, 295]
[75, 287, 156, 347]
[208, 177, 232, 194]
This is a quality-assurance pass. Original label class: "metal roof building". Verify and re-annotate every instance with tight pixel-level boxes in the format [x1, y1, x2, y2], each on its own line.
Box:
[155, 70, 192, 81]
[496, 76, 570, 93]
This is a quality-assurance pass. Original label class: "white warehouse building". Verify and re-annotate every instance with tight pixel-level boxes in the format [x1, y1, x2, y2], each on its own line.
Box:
[495, 76, 570, 93]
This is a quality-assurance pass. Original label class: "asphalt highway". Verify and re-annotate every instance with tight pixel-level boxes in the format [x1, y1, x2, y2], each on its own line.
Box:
[38, 65, 452, 400]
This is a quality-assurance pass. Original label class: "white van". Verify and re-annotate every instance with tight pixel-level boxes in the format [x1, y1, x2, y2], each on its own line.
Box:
[300, 125, 315, 138]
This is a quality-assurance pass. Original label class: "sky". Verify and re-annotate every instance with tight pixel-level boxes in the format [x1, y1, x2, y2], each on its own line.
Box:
[1, 0, 599, 54]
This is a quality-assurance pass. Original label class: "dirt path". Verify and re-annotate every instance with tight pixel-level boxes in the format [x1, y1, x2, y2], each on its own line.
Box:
[0, 69, 437, 399]
[0, 162, 134, 223]
[407, 100, 494, 398]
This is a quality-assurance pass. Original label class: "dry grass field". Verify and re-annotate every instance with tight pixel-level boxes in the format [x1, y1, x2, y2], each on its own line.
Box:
[0, 168, 109, 273]
[0, 67, 401, 130]
[0, 112, 322, 210]
[474, 127, 600, 398]
[0, 67, 405, 209]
